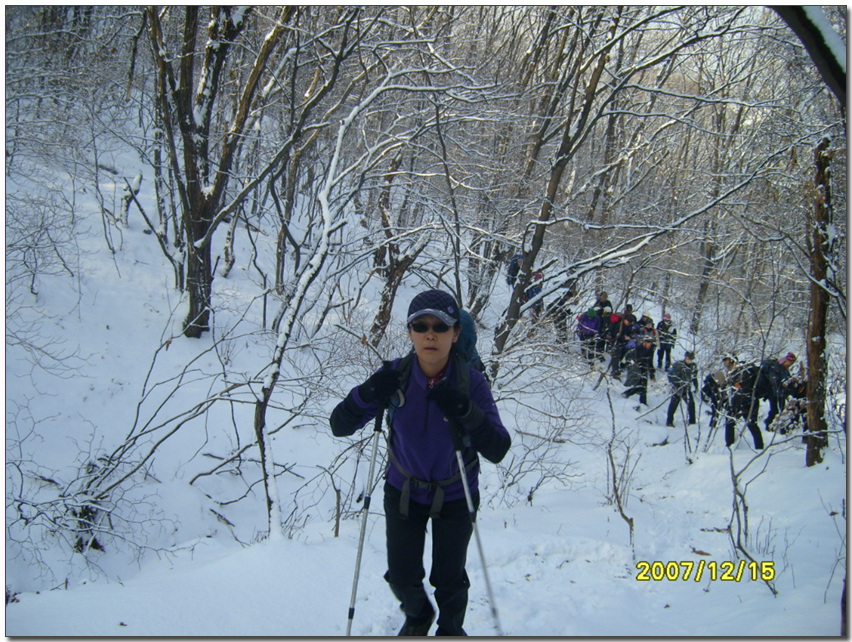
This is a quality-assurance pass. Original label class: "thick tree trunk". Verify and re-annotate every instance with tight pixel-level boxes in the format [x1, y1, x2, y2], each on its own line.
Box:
[804, 138, 832, 466]
[690, 225, 715, 336]
[183, 212, 214, 338]
[147, 6, 291, 339]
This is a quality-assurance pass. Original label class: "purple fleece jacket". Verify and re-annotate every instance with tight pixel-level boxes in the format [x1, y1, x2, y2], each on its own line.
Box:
[336, 356, 510, 505]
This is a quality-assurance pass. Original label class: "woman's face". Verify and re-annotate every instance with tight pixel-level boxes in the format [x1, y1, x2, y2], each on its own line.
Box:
[407, 314, 460, 377]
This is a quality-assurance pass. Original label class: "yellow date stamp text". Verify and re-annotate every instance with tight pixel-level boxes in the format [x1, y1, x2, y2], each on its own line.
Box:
[635, 560, 775, 582]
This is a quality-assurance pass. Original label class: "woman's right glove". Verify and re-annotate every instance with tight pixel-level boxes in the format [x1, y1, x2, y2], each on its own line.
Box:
[358, 368, 401, 406]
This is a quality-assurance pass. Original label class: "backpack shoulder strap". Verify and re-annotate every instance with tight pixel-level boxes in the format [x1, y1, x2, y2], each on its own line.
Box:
[394, 351, 416, 398]
[451, 349, 471, 396]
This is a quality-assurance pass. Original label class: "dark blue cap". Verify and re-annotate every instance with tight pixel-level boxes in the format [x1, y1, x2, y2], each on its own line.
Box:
[406, 290, 460, 326]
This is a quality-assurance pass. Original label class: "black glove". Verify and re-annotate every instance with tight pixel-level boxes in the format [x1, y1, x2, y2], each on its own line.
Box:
[427, 384, 486, 431]
[358, 368, 401, 406]
[427, 385, 471, 418]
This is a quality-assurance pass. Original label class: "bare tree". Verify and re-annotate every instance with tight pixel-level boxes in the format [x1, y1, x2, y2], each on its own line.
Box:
[803, 138, 834, 465]
[146, 6, 294, 338]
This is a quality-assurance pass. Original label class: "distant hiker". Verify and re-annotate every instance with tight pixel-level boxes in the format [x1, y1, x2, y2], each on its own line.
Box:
[622, 304, 637, 325]
[523, 271, 544, 317]
[665, 351, 698, 427]
[596, 306, 614, 360]
[600, 308, 619, 348]
[767, 366, 808, 434]
[725, 361, 764, 449]
[592, 290, 613, 318]
[609, 315, 637, 378]
[636, 314, 657, 347]
[576, 307, 602, 365]
[702, 355, 737, 429]
[621, 335, 655, 405]
[656, 313, 677, 370]
[506, 254, 523, 287]
[757, 352, 797, 430]
[330, 289, 511, 636]
[545, 289, 575, 343]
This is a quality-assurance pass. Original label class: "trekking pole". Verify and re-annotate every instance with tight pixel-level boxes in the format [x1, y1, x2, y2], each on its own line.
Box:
[453, 429, 504, 636]
[346, 361, 391, 637]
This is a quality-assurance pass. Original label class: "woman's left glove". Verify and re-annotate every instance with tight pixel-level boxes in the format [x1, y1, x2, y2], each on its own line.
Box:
[427, 385, 485, 432]
[427, 386, 470, 417]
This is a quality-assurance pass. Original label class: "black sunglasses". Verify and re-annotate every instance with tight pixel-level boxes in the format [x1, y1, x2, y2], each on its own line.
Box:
[409, 321, 451, 334]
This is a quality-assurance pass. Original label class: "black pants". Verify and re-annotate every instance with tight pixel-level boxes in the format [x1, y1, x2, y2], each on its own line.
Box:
[764, 394, 786, 429]
[384, 482, 478, 636]
[623, 381, 648, 405]
[579, 335, 597, 363]
[667, 389, 695, 425]
[657, 345, 673, 369]
[725, 395, 764, 449]
[610, 345, 627, 375]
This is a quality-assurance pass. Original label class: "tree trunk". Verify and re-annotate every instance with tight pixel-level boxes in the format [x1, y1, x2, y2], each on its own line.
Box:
[182, 197, 215, 337]
[804, 138, 832, 466]
[690, 221, 715, 336]
[368, 153, 424, 347]
[370, 253, 417, 347]
[147, 6, 291, 338]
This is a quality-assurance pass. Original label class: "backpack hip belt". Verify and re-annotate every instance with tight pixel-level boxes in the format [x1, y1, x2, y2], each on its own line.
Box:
[388, 446, 478, 519]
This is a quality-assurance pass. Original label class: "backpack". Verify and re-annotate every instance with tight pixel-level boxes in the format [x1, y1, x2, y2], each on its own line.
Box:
[667, 360, 694, 391]
[701, 372, 718, 403]
[732, 363, 760, 395]
[755, 359, 782, 398]
[455, 309, 486, 376]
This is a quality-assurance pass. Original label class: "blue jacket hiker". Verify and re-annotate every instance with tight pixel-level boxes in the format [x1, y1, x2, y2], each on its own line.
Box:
[576, 308, 602, 364]
[330, 289, 511, 636]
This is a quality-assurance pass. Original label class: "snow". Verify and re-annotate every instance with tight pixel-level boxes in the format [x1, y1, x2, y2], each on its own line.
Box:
[6, 444, 847, 637]
[5, 176, 847, 638]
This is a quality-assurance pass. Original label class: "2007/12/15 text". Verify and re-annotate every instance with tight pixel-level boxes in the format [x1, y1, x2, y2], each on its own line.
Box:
[635, 560, 775, 582]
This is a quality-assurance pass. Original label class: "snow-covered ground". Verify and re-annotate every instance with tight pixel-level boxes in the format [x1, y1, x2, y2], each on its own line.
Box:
[6, 442, 846, 637]
[5, 188, 847, 637]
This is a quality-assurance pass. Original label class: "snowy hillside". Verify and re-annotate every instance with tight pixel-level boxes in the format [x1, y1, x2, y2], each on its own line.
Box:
[5, 192, 847, 638]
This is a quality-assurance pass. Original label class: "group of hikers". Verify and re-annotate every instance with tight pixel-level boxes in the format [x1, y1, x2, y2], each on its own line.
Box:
[701, 351, 804, 450]
[507, 265, 808, 452]
[564, 289, 804, 450]
[572, 290, 678, 373]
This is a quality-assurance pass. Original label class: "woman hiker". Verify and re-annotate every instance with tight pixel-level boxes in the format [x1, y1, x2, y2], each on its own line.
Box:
[330, 289, 511, 636]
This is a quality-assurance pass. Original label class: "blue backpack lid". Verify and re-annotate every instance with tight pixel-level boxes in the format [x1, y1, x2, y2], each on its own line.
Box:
[455, 309, 479, 361]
